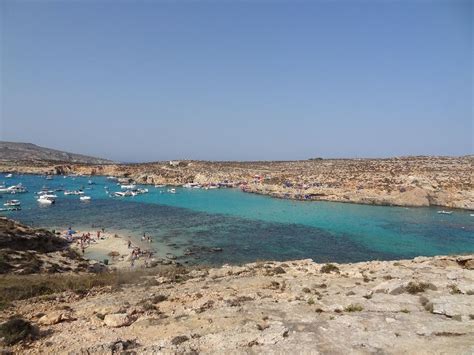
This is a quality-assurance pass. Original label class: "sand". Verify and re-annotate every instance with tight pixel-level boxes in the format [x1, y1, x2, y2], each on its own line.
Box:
[67, 229, 153, 269]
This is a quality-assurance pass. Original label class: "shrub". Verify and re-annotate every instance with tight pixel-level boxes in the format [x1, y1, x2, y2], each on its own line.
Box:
[344, 304, 363, 312]
[405, 281, 435, 294]
[448, 284, 462, 295]
[320, 264, 339, 274]
[307, 298, 315, 305]
[0, 318, 37, 345]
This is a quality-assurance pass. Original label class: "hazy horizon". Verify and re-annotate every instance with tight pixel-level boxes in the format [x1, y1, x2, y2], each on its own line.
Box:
[1, 0, 472, 162]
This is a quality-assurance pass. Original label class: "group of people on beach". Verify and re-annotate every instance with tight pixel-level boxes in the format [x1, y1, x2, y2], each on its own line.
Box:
[128, 234, 155, 267]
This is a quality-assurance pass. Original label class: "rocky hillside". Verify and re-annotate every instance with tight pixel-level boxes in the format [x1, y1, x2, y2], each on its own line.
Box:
[0, 218, 89, 274]
[0, 142, 113, 164]
[1, 254, 473, 353]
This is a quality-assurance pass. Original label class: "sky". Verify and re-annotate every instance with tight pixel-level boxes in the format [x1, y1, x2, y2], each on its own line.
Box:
[0, 0, 472, 162]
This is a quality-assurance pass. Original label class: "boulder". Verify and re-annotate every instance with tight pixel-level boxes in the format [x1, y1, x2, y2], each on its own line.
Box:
[103, 313, 132, 328]
[38, 311, 74, 325]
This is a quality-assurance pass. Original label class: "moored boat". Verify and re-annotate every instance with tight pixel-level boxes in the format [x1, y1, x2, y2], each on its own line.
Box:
[80, 196, 91, 201]
[4, 199, 21, 207]
[437, 210, 452, 215]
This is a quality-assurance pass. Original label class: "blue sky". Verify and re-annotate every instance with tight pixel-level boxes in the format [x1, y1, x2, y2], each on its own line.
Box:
[1, 0, 472, 162]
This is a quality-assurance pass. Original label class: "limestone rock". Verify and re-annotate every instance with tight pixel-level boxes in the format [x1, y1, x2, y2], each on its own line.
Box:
[103, 313, 132, 327]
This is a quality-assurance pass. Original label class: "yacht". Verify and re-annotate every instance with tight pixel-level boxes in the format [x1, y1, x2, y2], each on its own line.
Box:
[0, 184, 27, 194]
[37, 195, 55, 204]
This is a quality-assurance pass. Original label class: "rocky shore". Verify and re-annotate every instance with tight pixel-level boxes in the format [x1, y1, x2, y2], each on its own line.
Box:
[1, 254, 473, 353]
[1, 155, 473, 210]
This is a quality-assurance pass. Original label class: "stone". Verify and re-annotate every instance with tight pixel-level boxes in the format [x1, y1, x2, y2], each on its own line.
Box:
[103, 313, 132, 327]
[38, 311, 73, 325]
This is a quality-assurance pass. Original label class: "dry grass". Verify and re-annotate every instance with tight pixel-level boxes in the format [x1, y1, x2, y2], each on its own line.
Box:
[0, 266, 189, 310]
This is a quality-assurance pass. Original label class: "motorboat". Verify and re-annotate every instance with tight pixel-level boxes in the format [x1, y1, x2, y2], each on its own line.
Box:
[106, 176, 118, 181]
[64, 190, 84, 196]
[80, 196, 91, 201]
[4, 200, 20, 207]
[114, 190, 135, 197]
[121, 184, 136, 190]
[5, 173, 12, 178]
[154, 184, 165, 188]
[437, 210, 452, 215]
[0, 184, 27, 194]
[168, 188, 176, 194]
[37, 195, 55, 204]
[183, 183, 201, 189]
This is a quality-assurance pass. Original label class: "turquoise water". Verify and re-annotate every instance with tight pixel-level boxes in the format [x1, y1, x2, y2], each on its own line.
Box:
[1, 173, 473, 265]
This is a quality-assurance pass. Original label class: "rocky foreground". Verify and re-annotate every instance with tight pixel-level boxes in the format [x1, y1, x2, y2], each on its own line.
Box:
[1, 254, 473, 354]
[1, 156, 473, 209]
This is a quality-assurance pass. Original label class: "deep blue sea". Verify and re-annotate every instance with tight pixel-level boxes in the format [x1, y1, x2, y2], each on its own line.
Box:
[1, 174, 473, 265]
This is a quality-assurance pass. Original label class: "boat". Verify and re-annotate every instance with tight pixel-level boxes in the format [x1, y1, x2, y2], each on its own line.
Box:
[88, 180, 95, 185]
[167, 188, 176, 194]
[4, 200, 20, 207]
[113, 190, 135, 197]
[45, 175, 53, 180]
[106, 176, 118, 181]
[37, 195, 55, 204]
[5, 173, 12, 178]
[0, 184, 27, 194]
[154, 184, 165, 188]
[121, 184, 136, 190]
[437, 210, 452, 215]
[0, 206, 21, 211]
[64, 190, 84, 196]
[80, 196, 91, 201]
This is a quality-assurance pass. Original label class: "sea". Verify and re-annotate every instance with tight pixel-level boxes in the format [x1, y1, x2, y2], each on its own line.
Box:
[1, 174, 473, 265]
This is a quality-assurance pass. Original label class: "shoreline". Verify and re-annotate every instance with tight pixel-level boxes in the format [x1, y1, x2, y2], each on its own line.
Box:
[1, 156, 472, 210]
[61, 228, 184, 269]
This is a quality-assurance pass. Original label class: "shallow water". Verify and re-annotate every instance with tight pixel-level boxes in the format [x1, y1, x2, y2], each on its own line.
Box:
[1, 174, 473, 265]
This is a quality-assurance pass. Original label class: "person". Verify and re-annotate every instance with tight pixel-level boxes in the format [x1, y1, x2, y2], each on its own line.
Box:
[128, 240, 132, 249]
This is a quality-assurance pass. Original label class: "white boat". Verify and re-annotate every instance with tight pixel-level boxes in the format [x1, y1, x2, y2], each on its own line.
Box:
[168, 188, 176, 194]
[45, 175, 53, 180]
[5, 174, 12, 178]
[155, 184, 166, 188]
[37, 196, 55, 204]
[80, 196, 91, 201]
[121, 184, 136, 190]
[0, 184, 27, 194]
[4, 200, 20, 207]
[64, 190, 84, 196]
[471, 214, 474, 217]
[114, 191, 126, 197]
[437, 210, 452, 215]
[107, 176, 118, 181]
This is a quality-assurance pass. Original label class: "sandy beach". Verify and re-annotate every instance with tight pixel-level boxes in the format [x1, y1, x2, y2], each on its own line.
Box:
[66, 229, 154, 269]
